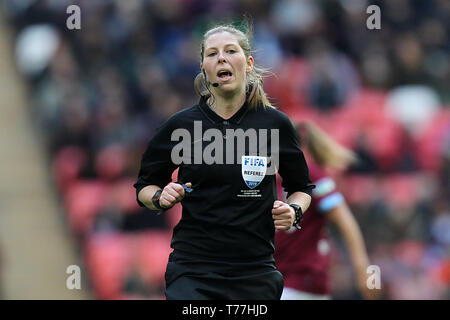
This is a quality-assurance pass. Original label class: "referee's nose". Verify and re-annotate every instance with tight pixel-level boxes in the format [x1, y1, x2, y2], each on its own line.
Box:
[217, 51, 226, 63]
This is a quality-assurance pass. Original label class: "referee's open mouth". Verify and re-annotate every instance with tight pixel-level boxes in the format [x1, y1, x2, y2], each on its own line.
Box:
[217, 69, 233, 82]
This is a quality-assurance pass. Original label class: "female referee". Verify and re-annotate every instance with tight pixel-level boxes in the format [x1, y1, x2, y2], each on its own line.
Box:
[134, 24, 314, 300]
[274, 121, 377, 300]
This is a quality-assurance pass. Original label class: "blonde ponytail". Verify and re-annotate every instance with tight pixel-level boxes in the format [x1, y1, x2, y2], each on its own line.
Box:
[299, 121, 358, 170]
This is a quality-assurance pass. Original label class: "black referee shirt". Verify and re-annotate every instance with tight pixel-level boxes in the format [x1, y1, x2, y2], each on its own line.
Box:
[134, 96, 314, 260]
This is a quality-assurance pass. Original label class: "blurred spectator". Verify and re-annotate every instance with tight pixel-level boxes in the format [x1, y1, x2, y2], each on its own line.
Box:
[305, 38, 360, 110]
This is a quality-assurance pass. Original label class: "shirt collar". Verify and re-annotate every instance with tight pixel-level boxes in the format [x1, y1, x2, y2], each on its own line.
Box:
[198, 95, 250, 125]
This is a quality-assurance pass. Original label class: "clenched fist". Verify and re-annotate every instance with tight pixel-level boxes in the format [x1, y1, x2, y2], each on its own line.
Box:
[158, 182, 192, 209]
[272, 200, 295, 230]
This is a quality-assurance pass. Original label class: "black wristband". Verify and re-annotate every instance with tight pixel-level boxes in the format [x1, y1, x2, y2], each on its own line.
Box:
[290, 204, 303, 230]
[152, 189, 163, 210]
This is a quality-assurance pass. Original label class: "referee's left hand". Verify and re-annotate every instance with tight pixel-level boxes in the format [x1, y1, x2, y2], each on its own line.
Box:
[272, 200, 295, 231]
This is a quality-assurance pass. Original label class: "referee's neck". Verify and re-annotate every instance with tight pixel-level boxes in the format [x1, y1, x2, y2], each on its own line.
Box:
[208, 91, 246, 119]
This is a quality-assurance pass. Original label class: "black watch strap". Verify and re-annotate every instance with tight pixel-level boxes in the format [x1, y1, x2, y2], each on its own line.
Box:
[152, 189, 163, 210]
[290, 204, 303, 230]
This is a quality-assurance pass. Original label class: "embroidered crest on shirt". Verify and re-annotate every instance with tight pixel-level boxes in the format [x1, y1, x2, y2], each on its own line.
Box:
[241, 155, 267, 189]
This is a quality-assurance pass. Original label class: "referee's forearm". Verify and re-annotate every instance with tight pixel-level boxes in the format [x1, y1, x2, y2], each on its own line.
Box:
[138, 185, 163, 211]
[287, 191, 311, 214]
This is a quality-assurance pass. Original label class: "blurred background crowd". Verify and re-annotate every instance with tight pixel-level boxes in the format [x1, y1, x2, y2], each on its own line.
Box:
[1, 0, 449, 299]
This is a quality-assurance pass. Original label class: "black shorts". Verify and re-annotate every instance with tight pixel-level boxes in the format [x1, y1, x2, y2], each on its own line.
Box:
[164, 251, 284, 300]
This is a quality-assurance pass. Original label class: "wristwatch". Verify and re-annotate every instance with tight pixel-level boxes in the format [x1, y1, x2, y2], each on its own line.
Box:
[152, 189, 163, 210]
[289, 204, 303, 230]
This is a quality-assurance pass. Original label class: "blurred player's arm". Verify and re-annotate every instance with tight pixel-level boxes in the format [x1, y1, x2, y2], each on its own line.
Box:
[327, 201, 379, 300]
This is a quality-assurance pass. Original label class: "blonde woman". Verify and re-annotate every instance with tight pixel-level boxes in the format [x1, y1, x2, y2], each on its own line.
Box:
[134, 24, 314, 299]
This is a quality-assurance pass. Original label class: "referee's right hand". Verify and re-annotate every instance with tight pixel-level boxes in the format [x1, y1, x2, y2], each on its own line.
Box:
[159, 182, 192, 209]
